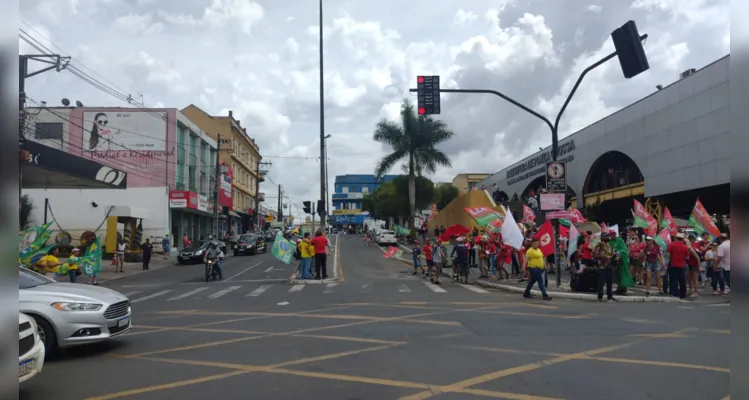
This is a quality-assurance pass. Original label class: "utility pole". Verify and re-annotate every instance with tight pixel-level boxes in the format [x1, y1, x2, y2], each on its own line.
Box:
[19, 53, 70, 226]
[277, 184, 283, 222]
[213, 134, 222, 238]
[408, 24, 649, 288]
[318, 0, 326, 234]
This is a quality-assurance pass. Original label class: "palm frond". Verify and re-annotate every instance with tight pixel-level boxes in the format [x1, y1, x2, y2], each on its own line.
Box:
[374, 149, 407, 179]
[373, 119, 405, 149]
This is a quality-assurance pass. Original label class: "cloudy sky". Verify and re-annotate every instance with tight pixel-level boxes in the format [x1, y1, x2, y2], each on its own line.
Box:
[19, 0, 729, 221]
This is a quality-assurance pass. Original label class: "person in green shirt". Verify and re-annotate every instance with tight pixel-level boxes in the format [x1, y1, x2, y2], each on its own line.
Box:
[522, 239, 551, 301]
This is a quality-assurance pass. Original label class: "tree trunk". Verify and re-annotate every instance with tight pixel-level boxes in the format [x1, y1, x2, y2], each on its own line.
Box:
[408, 153, 417, 240]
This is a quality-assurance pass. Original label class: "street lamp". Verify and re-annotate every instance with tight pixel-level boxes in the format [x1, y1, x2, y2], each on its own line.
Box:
[318, 0, 326, 234]
[324, 134, 331, 230]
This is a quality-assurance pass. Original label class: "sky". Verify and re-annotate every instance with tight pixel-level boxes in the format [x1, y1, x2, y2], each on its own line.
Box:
[19, 0, 729, 222]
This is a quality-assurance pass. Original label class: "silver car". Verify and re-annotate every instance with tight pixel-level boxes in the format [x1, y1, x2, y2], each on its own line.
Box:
[19, 268, 133, 358]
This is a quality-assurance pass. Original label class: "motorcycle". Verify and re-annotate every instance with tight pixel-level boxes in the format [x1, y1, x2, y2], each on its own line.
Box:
[205, 258, 219, 282]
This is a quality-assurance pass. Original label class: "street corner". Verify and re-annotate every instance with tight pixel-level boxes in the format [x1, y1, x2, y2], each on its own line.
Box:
[121, 366, 426, 400]
[19, 351, 235, 400]
[291, 341, 551, 388]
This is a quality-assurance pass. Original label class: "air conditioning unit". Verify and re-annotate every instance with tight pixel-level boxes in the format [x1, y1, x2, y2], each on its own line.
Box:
[680, 68, 697, 79]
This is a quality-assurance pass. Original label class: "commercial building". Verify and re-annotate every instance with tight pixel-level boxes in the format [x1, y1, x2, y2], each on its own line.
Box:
[331, 174, 397, 225]
[452, 173, 491, 193]
[23, 107, 219, 249]
[479, 55, 730, 221]
[181, 105, 265, 234]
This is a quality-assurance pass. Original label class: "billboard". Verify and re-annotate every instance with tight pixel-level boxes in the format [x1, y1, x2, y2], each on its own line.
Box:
[219, 165, 233, 208]
[169, 191, 198, 209]
[82, 111, 167, 152]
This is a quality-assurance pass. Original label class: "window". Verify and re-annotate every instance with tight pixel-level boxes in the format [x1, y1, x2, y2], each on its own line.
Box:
[342, 186, 349, 193]
[34, 122, 63, 140]
[362, 186, 369, 193]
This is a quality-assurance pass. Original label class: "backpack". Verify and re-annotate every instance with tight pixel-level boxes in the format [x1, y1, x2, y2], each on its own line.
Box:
[294, 243, 302, 260]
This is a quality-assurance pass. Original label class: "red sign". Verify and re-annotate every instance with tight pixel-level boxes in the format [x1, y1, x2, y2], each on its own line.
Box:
[545, 211, 572, 220]
[218, 165, 233, 208]
[169, 190, 198, 210]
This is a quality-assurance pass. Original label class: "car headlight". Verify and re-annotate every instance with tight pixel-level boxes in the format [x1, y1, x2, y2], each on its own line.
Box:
[195, 250, 203, 255]
[51, 302, 103, 311]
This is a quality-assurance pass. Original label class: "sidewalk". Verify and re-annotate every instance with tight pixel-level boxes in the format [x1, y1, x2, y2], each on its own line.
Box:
[54, 257, 176, 284]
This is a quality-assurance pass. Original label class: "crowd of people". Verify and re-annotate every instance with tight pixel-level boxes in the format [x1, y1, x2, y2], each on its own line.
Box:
[293, 230, 331, 280]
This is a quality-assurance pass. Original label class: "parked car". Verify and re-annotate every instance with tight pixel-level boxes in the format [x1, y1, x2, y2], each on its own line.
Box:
[377, 230, 397, 245]
[178, 240, 228, 264]
[263, 231, 275, 242]
[234, 234, 267, 256]
[19, 268, 132, 359]
[19, 312, 45, 384]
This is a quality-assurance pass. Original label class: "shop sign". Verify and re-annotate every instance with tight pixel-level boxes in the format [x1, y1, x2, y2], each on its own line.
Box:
[198, 194, 209, 213]
[169, 190, 198, 210]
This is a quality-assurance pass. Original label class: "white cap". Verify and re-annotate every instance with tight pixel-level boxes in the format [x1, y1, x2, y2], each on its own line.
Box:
[71, 248, 80, 252]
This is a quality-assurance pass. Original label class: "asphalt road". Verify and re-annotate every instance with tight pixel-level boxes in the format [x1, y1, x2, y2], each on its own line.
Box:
[20, 234, 731, 400]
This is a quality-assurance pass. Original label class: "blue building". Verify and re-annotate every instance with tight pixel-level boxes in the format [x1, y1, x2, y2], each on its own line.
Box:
[330, 174, 397, 225]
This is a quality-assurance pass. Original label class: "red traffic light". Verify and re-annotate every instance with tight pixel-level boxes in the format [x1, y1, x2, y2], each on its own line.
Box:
[418, 107, 426, 115]
[417, 76, 424, 83]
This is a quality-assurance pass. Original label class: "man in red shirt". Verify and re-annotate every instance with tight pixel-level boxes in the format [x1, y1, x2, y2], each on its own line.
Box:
[310, 231, 329, 280]
[497, 242, 512, 280]
[422, 241, 435, 282]
[579, 233, 594, 270]
[666, 233, 691, 299]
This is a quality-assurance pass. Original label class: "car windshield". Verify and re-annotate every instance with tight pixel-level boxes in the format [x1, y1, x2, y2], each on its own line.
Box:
[239, 235, 256, 242]
[382, 231, 395, 235]
[19, 267, 56, 289]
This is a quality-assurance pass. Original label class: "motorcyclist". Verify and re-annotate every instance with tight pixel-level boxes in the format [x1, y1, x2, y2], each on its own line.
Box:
[203, 240, 224, 280]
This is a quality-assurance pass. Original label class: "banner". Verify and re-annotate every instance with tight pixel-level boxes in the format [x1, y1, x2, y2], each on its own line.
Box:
[568, 208, 587, 225]
[568, 224, 579, 261]
[688, 199, 721, 239]
[654, 228, 672, 252]
[500, 211, 524, 250]
[382, 246, 403, 258]
[660, 206, 678, 235]
[632, 199, 658, 236]
[532, 220, 555, 257]
[522, 205, 535, 224]
[464, 207, 504, 233]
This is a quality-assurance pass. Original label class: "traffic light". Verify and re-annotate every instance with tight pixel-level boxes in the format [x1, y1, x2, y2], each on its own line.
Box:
[416, 75, 440, 115]
[611, 20, 649, 79]
[302, 201, 311, 214]
[316, 199, 325, 216]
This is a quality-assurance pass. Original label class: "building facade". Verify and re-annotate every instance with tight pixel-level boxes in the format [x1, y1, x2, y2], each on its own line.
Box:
[331, 174, 397, 225]
[452, 173, 491, 193]
[479, 55, 730, 218]
[23, 107, 218, 248]
[181, 105, 264, 234]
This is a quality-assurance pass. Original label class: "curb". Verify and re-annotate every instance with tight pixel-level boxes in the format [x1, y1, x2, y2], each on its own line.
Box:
[289, 234, 341, 284]
[473, 279, 687, 303]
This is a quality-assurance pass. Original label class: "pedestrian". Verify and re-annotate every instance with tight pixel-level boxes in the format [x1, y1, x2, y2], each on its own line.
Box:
[36, 247, 61, 279]
[522, 238, 551, 301]
[666, 233, 690, 299]
[432, 239, 444, 284]
[67, 248, 81, 283]
[713, 233, 730, 294]
[182, 233, 190, 250]
[162, 234, 171, 259]
[643, 236, 664, 296]
[116, 240, 126, 273]
[497, 241, 511, 280]
[300, 233, 315, 280]
[477, 235, 489, 278]
[411, 240, 425, 276]
[141, 238, 153, 270]
[310, 230, 328, 280]
[628, 234, 645, 286]
[422, 240, 436, 283]
[593, 232, 618, 302]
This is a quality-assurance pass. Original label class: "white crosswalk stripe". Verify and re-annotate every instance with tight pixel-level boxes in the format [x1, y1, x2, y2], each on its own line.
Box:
[289, 285, 305, 292]
[398, 284, 411, 293]
[457, 284, 488, 293]
[131, 290, 173, 303]
[168, 287, 207, 301]
[208, 286, 241, 299]
[423, 281, 446, 293]
[247, 285, 272, 297]
[324, 283, 338, 293]
[123, 291, 142, 297]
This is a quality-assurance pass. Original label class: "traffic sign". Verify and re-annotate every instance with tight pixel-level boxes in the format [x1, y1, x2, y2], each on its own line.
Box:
[545, 211, 572, 220]
[545, 161, 566, 192]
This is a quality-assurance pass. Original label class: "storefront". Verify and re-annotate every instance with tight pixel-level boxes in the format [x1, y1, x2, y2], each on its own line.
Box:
[169, 190, 215, 249]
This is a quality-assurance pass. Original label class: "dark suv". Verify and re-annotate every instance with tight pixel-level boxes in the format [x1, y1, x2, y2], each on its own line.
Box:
[234, 234, 267, 256]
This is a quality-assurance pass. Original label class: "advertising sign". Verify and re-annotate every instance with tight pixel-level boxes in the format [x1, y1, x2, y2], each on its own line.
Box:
[198, 194, 209, 213]
[539, 193, 565, 211]
[82, 111, 167, 152]
[169, 191, 198, 209]
[219, 165, 233, 208]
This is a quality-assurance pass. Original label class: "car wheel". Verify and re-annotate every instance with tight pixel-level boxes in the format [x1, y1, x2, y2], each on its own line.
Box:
[178, 260, 186, 265]
[233, 252, 239, 257]
[32, 315, 57, 359]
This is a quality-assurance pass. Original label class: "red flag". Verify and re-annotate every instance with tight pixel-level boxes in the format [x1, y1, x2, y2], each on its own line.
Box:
[661, 207, 678, 235]
[633, 199, 658, 236]
[559, 224, 570, 239]
[532, 220, 556, 257]
[522, 205, 535, 224]
[568, 208, 587, 225]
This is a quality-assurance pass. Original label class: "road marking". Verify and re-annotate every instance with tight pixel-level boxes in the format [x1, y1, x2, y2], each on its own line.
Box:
[121, 284, 161, 288]
[247, 285, 272, 297]
[225, 261, 264, 281]
[167, 287, 207, 301]
[423, 281, 446, 293]
[457, 284, 488, 293]
[208, 286, 241, 299]
[398, 284, 411, 293]
[264, 266, 274, 273]
[181, 278, 287, 285]
[123, 291, 142, 297]
[704, 303, 730, 307]
[131, 290, 173, 304]
[324, 283, 338, 293]
[289, 285, 305, 292]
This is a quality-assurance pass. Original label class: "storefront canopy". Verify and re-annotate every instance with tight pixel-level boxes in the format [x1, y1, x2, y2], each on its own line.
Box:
[21, 139, 128, 190]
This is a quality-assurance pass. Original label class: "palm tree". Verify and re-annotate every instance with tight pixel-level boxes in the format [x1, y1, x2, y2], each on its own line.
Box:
[373, 99, 455, 236]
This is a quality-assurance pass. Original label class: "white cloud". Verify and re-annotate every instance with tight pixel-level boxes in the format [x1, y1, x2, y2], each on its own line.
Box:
[19, 0, 730, 221]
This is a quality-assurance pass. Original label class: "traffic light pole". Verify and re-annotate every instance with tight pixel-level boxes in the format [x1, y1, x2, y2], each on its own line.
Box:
[317, 0, 327, 235]
[409, 33, 647, 288]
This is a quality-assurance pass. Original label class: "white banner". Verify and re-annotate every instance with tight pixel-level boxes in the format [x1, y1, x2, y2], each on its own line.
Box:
[198, 195, 209, 213]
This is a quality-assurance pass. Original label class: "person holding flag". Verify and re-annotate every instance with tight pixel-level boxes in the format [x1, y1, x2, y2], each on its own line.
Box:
[643, 236, 665, 296]
[593, 231, 619, 302]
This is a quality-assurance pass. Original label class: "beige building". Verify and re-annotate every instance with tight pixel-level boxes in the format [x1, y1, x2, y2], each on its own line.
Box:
[452, 173, 491, 193]
[181, 105, 264, 231]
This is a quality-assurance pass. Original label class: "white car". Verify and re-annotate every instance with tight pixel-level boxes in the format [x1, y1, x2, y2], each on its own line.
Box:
[377, 230, 397, 245]
[19, 313, 45, 384]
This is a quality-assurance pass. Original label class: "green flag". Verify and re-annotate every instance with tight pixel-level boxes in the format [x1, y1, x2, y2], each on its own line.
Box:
[80, 237, 103, 275]
[271, 233, 295, 264]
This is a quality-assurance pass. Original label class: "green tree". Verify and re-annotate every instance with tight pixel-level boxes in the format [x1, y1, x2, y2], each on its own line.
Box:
[373, 99, 454, 236]
[20, 194, 34, 230]
[434, 185, 459, 210]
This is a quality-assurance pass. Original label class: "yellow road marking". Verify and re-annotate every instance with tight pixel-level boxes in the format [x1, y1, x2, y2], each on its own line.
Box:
[705, 329, 730, 335]
[123, 328, 171, 336]
[631, 333, 692, 339]
[622, 318, 663, 324]
[452, 388, 563, 400]
[83, 370, 250, 400]
[428, 332, 468, 340]
[460, 345, 564, 357]
[582, 356, 730, 373]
